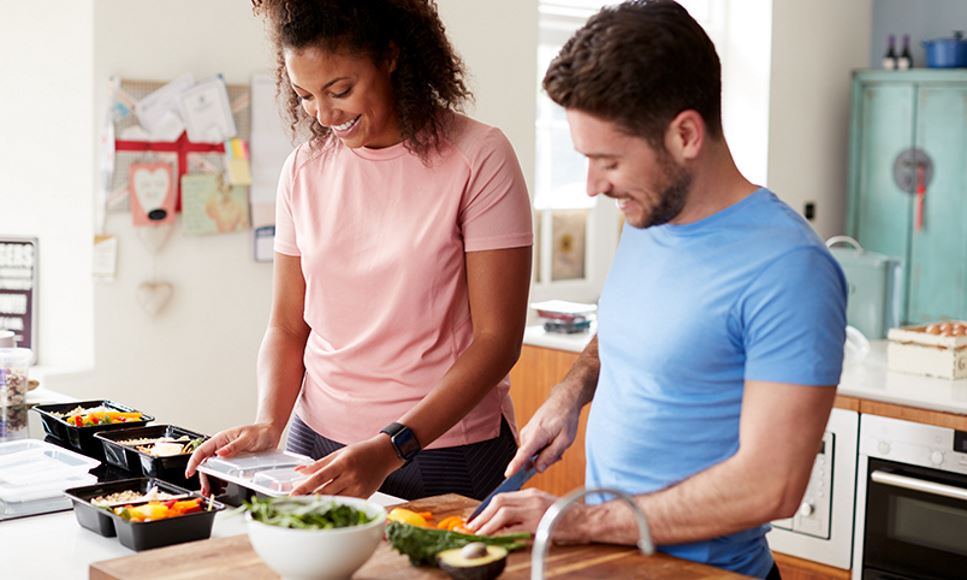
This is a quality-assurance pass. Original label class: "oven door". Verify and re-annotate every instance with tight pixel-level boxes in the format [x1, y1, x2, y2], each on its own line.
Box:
[862, 457, 967, 580]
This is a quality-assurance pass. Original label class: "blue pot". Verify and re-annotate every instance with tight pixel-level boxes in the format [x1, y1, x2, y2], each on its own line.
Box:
[923, 32, 967, 68]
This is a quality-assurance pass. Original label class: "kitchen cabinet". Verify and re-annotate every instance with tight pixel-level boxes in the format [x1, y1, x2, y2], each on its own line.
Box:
[774, 553, 849, 580]
[847, 70, 967, 324]
[508, 344, 588, 496]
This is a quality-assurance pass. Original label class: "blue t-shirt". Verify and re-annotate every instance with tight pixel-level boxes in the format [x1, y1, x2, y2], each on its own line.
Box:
[585, 188, 847, 578]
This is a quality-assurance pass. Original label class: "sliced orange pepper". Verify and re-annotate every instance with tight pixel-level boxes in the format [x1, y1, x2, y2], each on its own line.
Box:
[436, 515, 469, 532]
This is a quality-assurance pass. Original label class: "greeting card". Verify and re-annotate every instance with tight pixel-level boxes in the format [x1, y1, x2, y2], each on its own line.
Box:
[181, 174, 250, 235]
[129, 162, 176, 226]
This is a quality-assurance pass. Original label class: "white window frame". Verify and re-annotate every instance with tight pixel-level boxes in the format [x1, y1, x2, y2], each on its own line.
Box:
[530, 1, 737, 303]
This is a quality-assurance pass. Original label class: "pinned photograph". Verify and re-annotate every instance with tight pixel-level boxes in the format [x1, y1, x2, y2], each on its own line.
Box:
[181, 174, 250, 235]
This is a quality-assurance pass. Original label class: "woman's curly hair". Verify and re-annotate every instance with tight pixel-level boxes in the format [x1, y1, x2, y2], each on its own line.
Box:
[252, 0, 472, 159]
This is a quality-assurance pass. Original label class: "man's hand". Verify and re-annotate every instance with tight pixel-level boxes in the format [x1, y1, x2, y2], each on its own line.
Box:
[466, 488, 590, 542]
[289, 434, 404, 498]
[505, 387, 581, 477]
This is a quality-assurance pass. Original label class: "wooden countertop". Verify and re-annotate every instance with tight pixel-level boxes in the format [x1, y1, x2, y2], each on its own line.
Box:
[90, 494, 752, 579]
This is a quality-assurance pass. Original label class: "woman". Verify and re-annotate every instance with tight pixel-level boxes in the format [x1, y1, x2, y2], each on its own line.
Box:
[186, 0, 533, 501]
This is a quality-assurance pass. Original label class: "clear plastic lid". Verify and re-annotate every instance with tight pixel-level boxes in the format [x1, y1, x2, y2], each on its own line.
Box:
[250, 467, 309, 493]
[0, 472, 97, 505]
[0, 439, 100, 501]
[201, 449, 311, 479]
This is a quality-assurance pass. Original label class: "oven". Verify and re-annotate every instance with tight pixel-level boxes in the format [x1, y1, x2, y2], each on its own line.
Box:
[767, 408, 859, 569]
[852, 414, 967, 580]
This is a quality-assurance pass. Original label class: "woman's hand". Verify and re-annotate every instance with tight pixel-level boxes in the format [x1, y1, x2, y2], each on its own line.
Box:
[185, 422, 283, 495]
[290, 434, 405, 499]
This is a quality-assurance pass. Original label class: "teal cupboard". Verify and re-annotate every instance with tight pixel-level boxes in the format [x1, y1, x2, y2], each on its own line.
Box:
[847, 70, 967, 324]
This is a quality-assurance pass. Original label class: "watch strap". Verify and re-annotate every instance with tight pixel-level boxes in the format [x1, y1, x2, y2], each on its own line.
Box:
[380, 422, 421, 461]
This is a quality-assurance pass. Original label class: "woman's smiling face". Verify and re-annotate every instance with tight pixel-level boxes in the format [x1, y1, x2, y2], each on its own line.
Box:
[285, 44, 402, 149]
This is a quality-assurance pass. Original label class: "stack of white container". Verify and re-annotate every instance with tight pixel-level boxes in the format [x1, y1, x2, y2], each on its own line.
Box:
[0, 439, 99, 520]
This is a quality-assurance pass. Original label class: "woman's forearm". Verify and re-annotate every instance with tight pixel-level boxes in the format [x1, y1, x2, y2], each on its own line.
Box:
[397, 331, 522, 449]
[254, 325, 309, 437]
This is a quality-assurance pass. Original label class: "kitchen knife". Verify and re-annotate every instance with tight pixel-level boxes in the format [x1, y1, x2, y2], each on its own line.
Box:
[468, 454, 539, 520]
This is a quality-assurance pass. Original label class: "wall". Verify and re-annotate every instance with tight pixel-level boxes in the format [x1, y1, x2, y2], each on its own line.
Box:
[82, 1, 276, 432]
[54, 0, 538, 435]
[0, 0, 95, 370]
[871, 0, 967, 69]
[768, 0, 873, 239]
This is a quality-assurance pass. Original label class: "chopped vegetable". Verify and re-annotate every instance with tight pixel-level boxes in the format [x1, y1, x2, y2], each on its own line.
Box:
[436, 515, 472, 534]
[385, 522, 529, 567]
[387, 507, 433, 527]
[60, 409, 143, 427]
[109, 497, 203, 522]
[243, 496, 374, 530]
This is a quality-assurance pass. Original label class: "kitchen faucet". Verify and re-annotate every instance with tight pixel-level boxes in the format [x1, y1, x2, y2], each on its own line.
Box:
[531, 487, 654, 580]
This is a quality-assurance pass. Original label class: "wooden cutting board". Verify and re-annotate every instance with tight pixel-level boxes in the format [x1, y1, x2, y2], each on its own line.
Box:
[89, 494, 752, 579]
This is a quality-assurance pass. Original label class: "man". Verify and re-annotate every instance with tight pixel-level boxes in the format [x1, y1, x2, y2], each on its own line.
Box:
[466, 2, 847, 578]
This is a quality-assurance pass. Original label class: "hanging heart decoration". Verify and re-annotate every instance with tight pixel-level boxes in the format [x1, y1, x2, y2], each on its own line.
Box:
[136, 280, 174, 317]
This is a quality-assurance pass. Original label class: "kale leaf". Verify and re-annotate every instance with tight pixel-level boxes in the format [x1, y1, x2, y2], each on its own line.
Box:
[385, 522, 530, 566]
[244, 496, 373, 529]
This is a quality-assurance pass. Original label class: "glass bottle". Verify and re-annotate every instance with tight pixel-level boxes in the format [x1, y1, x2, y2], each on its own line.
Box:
[882, 34, 897, 70]
[897, 34, 913, 70]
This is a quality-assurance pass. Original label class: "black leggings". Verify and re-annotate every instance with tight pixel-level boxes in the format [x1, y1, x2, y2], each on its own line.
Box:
[766, 562, 782, 580]
[286, 416, 518, 501]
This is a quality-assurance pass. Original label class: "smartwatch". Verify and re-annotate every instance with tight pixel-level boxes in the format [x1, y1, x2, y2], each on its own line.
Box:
[380, 422, 421, 462]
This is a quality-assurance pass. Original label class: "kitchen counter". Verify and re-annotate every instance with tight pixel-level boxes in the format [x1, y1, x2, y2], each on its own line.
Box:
[522, 326, 967, 415]
[522, 323, 595, 353]
[1, 505, 248, 580]
[838, 340, 967, 415]
[0, 491, 405, 580]
[88, 494, 752, 579]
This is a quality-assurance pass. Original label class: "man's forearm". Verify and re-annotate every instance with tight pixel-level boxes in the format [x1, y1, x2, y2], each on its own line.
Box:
[553, 335, 600, 408]
[582, 452, 793, 546]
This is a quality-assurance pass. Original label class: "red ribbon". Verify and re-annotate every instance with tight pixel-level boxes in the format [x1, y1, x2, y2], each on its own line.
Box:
[115, 132, 225, 211]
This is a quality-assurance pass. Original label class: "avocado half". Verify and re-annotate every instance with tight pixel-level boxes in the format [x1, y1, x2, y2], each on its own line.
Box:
[437, 542, 509, 580]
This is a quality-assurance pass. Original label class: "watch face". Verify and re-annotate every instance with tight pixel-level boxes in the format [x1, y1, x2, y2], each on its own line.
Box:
[393, 427, 421, 460]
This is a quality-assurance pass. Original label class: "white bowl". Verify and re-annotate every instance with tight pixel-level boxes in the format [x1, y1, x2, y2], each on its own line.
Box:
[246, 495, 387, 580]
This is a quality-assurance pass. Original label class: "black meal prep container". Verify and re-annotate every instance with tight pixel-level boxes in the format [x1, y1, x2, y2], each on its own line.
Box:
[205, 477, 258, 508]
[30, 400, 154, 459]
[94, 424, 208, 487]
[64, 477, 224, 551]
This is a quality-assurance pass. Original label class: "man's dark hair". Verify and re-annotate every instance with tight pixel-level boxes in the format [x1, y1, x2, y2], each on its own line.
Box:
[543, 0, 722, 145]
[252, 0, 471, 159]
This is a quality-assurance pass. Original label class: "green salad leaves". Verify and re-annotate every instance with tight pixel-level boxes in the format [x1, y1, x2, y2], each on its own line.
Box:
[385, 521, 530, 566]
[243, 496, 374, 530]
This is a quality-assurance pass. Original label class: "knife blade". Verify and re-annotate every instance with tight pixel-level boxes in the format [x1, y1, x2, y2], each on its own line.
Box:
[468, 455, 540, 521]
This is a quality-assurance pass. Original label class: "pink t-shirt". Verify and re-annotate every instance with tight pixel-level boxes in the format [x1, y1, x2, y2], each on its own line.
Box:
[274, 113, 533, 449]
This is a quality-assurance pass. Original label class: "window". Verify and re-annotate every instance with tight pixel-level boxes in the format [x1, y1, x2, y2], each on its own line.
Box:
[531, 1, 744, 299]
[533, 1, 612, 291]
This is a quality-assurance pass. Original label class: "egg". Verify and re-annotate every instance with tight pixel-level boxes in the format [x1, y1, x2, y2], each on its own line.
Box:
[151, 441, 185, 457]
[926, 324, 942, 335]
